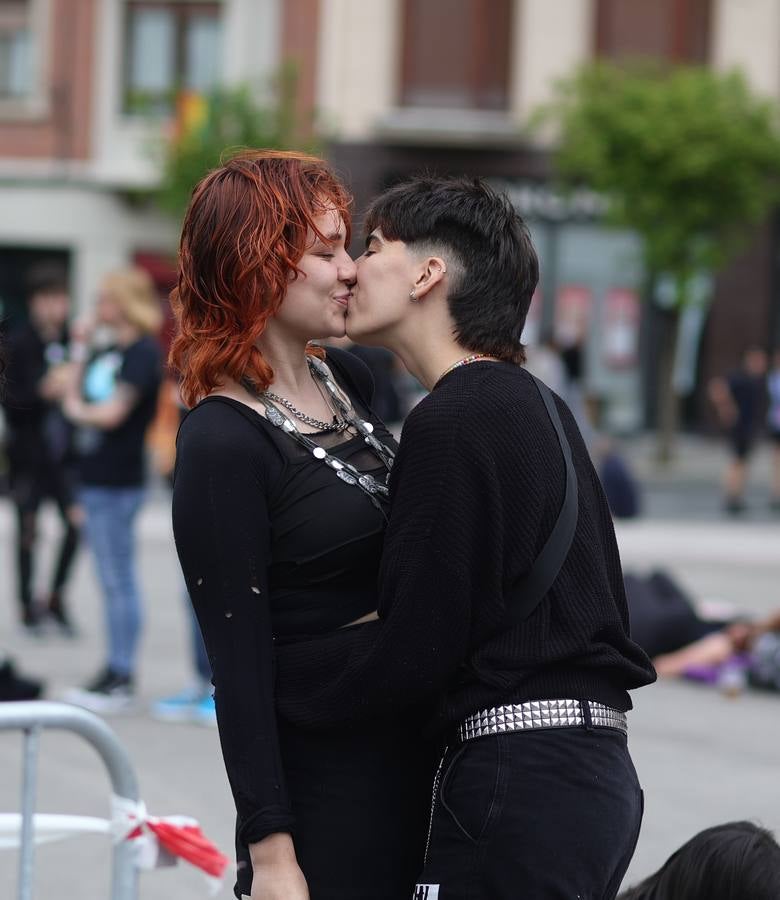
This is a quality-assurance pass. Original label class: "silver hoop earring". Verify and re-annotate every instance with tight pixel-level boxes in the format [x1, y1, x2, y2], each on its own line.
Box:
[410, 289, 418, 302]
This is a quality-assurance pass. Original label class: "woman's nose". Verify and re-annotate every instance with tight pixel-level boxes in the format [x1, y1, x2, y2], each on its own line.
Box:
[339, 251, 357, 285]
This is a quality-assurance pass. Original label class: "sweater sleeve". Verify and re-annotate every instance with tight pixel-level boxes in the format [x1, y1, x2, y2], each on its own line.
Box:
[172, 401, 295, 843]
[275, 375, 547, 726]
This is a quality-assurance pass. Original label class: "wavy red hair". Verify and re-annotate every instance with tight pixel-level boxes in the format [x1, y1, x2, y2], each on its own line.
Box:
[169, 149, 352, 407]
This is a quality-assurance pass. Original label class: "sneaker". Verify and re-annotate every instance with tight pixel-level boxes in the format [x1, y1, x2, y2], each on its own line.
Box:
[193, 693, 217, 727]
[151, 683, 212, 724]
[0, 660, 45, 701]
[63, 667, 135, 714]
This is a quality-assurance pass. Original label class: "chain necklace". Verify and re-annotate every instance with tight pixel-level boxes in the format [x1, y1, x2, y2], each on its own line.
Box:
[262, 387, 349, 433]
[436, 354, 500, 387]
[242, 356, 395, 510]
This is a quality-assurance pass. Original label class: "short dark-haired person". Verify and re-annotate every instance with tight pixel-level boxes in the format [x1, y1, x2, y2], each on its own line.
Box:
[709, 346, 769, 515]
[619, 821, 780, 900]
[0, 337, 45, 700]
[277, 177, 656, 899]
[2, 266, 81, 634]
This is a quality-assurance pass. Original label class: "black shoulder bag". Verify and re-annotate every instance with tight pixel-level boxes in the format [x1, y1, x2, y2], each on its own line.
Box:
[503, 376, 579, 626]
[455, 376, 579, 691]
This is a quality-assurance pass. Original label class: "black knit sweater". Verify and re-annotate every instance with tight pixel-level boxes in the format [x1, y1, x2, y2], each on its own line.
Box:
[275, 361, 656, 732]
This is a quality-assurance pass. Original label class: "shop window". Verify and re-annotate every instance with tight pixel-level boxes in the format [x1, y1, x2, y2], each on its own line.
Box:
[595, 0, 711, 64]
[123, 1, 222, 115]
[400, 0, 512, 110]
[0, 1, 32, 99]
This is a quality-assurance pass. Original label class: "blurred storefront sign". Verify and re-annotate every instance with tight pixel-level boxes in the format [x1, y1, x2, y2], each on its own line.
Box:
[496, 181, 609, 223]
[602, 288, 640, 370]
[554, 284, 592, 347]
[513, 203, 645, 433]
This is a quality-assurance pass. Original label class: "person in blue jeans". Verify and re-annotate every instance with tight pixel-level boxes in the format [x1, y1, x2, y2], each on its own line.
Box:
[61, 267, 162, 714]
[151, 587, 216, 726]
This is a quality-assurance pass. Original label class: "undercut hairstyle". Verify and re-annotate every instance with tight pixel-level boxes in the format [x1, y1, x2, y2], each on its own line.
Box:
[364, 176, 538, 364]
[170, 149, 352, 407]
[618, 821, 780, 900]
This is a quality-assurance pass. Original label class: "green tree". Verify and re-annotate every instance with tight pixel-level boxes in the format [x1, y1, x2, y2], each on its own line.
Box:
[156, 65, 318, 220]
[539, 61, 780, 462]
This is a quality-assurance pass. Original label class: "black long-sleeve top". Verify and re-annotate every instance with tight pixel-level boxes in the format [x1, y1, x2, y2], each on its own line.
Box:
[275, 361, 656, 733]
[171, 349, 395, 846]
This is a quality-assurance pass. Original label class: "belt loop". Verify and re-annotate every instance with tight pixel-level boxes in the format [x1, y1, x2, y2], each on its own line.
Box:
[581, 699, 593, 731]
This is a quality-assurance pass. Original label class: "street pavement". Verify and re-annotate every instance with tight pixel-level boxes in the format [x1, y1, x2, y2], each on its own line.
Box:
[0, 465, 778, 898]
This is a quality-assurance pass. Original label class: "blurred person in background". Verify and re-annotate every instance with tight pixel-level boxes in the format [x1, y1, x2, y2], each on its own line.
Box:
[597, 435, 642, 520]
[151, 380, 216, 726]
[150, 583, 215, 725]
[618, 821, 780, 900]
[767, 348, 780, 511]
[61, 267, 163, 713]
[708, 346, 768, 515]
[0, 334, 45, 700]
[345, 343, 403, 424]
[523, 329, 567, 396]
[2, 265, 81, 635]
[170, 151, 431, 900]
[625, 567, 780, 694]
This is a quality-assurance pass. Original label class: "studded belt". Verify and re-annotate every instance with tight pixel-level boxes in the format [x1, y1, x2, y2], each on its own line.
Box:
[456, 699, 628, 743]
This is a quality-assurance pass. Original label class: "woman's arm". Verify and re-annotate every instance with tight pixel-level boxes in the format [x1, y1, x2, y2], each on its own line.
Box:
[172, 402, 305, 894]
[63, 380, 138, 429]
[63, 336, 161, 430]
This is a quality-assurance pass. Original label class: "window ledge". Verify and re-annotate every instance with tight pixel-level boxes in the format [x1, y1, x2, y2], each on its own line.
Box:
[374, 107, 522, 147]
[0, 96, 49, 122]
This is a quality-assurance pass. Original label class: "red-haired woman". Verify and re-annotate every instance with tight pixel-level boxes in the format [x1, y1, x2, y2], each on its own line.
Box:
[170, 151, 431, 900]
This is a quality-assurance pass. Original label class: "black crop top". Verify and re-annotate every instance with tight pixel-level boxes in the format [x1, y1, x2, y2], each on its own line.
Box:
[171, 348, 396, 845]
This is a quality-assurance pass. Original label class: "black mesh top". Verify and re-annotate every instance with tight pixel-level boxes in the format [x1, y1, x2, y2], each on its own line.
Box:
[171, 348, 396, 846]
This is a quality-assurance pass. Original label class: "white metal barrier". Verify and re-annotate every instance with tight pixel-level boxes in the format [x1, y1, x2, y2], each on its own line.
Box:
[0, 700, 140, 900]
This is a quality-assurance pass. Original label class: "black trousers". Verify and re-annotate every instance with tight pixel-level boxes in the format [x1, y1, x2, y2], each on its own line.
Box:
[10, 463, 80, 619]
[235, 718, 435, 899]
[416, 723, 643, 900]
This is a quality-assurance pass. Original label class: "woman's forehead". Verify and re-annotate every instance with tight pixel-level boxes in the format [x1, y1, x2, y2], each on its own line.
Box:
[310, 205, 345, 241]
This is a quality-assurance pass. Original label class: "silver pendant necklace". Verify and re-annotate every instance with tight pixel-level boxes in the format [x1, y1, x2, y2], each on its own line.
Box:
[262, 387, 348, 433]
[242, 356, 395, 508]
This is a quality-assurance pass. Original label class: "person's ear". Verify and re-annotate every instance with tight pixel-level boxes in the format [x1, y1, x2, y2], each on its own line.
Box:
[412, 257, 447, 301]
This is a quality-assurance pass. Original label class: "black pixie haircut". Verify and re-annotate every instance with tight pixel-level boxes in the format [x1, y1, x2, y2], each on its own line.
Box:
[619, 821, 780, 900]
[364, 176, 538, 364]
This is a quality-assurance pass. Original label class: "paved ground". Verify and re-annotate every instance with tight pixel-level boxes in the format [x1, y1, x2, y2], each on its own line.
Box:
[0, 472, 778, 897]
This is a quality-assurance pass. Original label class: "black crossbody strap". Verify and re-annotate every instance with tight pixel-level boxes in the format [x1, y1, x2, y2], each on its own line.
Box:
[503, 376, 579, 626]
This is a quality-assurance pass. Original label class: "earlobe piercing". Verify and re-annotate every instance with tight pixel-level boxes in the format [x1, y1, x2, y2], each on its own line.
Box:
[410, 289, 418, 302]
